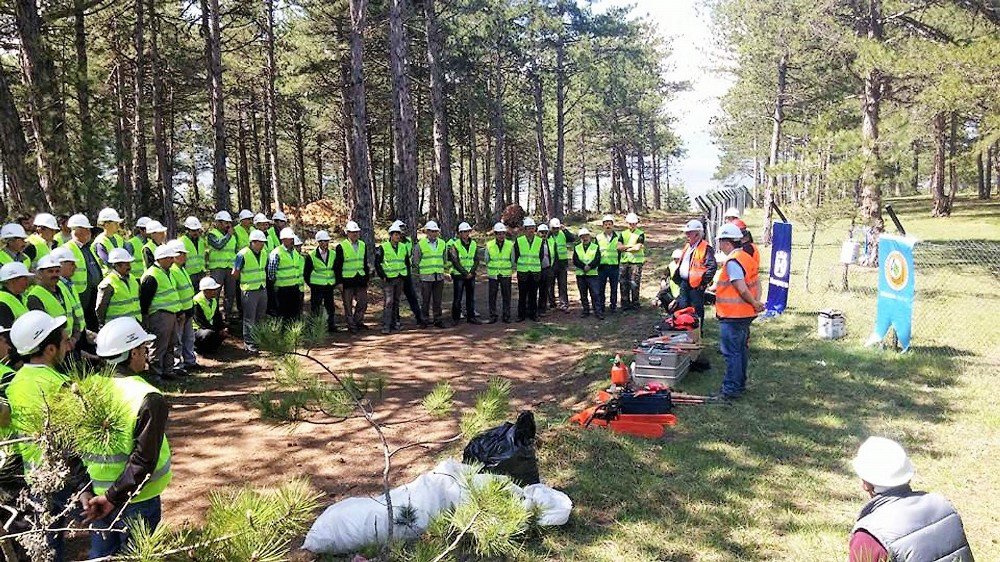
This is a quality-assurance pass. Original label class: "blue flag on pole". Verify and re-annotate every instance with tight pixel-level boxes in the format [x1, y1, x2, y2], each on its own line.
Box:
[868, 234, 917, 351]
[763, 221, 792, 317]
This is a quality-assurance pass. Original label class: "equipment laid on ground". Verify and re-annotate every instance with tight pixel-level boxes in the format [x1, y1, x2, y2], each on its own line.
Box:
[818, 309, 846, 339]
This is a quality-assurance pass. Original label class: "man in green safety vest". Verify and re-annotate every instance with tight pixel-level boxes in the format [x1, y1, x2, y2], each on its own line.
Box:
[96, 248, 142, 327]
[168, 240, 198, 373]
[572, 228, 603, 320]
[392, 220, 425, 329]
[87, 316, 171, 557]
[304, 230, 338, 333]
[548, 218, 575, 312]
[0, 223, 31, 270]
[484, 222, 515, 324]
[193, 276, 226, 354]
[234, 210, 255, 251]
[514, 218, 544, 322]
[375, 223, 410, 335]
[619, 212, 646, 311]
[266, 227, 304, 322]
[125, 217, 150, 278]
[0, 262, 33, 330]
[180, 216, 208, 290]
[333, 221, 370, 333]
[597, 215, 622, 314]
[254, 213, 278, 317]
[26, 213, 60, 264]
[26, 255, 83, 347]
[536, 223, 556, 315]
[232, 230, 268, 352]
[448, 222, 482, 325]
[141, 219, 168, 269]
[412, 221, 448, 328]
[207, 211, 239, 323]
[140, 244, 181, 381]
[91, 208, 125, 274]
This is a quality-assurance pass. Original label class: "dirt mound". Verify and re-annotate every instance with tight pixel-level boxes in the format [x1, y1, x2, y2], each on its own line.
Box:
[286, 199, 350, 230]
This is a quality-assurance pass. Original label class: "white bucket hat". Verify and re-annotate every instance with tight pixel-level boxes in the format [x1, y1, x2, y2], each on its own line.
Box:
[852, 436, 915, 488]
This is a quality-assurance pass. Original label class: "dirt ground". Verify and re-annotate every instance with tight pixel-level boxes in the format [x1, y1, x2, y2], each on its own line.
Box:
[158, 215, 688, 535]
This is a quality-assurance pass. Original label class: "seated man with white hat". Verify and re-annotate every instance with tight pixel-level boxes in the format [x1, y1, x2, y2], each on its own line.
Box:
[192, 276, 227, 355]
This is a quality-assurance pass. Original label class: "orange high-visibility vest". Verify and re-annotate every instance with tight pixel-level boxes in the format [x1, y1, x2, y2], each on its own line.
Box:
[715, 249, 760, 319]
[683, 239, 710, 288]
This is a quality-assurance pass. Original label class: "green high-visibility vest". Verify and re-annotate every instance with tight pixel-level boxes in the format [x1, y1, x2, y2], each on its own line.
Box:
[101, 272, 141, 322]
[621, 229, 645, 264]
[207, 229, 237, 270]
[0, 251, 30, 269]
[266, 228, 281, 254]
[142, 265, 180, 314]
[0, 290, 28, 321]
[63, 241, 91, 294]
[26, 284, 75, 334]
[25, 234, 53, 261]
[237, 248, 265, 291]
[452, 239, 478, 271]
[7, 364, 69, 474]
[516, 236, 542, 273]
[169, 264, 195, 311]
[271, 246, 304, 288]
[574, 242, 600, 277]
[233, 224, 252, 250]
[553, 230, 569, 261]
[417, 239, 446, 276]
[180, 235, 207, 275]
[380, 242, 408, 279]
[92, 232, 124, 274]
[486, 239, 513, 278]
[0, 362, 11, 439]
[193, 292, 217, 329]
[340, 240, 366, 279]
[126, 236, 146, 277]
[543, 237, 556, 267]
[597, 232, 621, 266]
[61, 279, 84, 330]
[142, 239, 160, 270]
[308, 249, 336, 286]
[80, 376, 172, 504]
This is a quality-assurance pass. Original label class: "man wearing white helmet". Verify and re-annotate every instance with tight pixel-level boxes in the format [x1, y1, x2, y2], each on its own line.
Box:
[141, 219, 168, 269]
[253, 213, 277, 253]
[179, 216, 208, 289]
[234, 210, 255, 250]
[87, 316, 172, 557]
[193, 276, 226, 354]
[676, 219, 717, 332]
[125, 217, 151, 277]
[412, 221, 448, 328]
[483, 222, 514, 323]
[536, 223, 555, 316]
[270, 211, 289, 249]
[712, 223, 763, 400]
[333, 221, 370, 332]
[654, 248, 684, 312]
[723, 207, 741, 223]
[266, 227, 304, 322]
[304, 230, 338, 333]
[0, 262, 33, 330]
[374, 223, 409, 334]
[207, 211, 239, 322]
[448, 222, 482, 325]
[392, 220, 425, 328]
[232, 230, 269, 352]
[92, 207, 125, 274]
[596, 215, 622, 313]
[572, 228, 603, 319]
[51, 248, 86, 344]
[95, 248, 142, 327]
[26, 255, 83, 346]
[619, 212, 646, 311]
[547, 218, 575, 312]
[513, 218, 543, 322]
[26, 213, 60, 263]
[168, 240, 198, 373]
[140, 244, 182, 380]
[848, 437, 972, 562]
[0, 223, 31, 269]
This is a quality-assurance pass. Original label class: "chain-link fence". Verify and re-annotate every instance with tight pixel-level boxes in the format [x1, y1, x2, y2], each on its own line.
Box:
[693, 186, 753, 242]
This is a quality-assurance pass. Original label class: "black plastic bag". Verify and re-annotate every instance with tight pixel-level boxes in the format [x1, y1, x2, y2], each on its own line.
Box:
[462, 411, 540, 486]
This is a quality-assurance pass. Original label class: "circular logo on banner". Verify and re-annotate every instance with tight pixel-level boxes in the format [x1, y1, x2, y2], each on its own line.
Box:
[773, 251, 789, 278]
[884, 250, 909, 291]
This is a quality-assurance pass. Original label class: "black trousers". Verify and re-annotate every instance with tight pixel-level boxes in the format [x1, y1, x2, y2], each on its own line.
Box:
[517, 271, 540, 321]
[274, 286, 303, 321]
[488, 277, 512, 322]
[81, 287, 99, 332]
[452, 277, 477, 321]
[401, 274, 424, 324]
[538, 267, 554, 313]
[194, 328, 224, 354]
[309, 284, 338, 330]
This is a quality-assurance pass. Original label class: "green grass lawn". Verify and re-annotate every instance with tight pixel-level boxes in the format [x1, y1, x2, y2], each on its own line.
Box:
[515, 196, 1000, 561]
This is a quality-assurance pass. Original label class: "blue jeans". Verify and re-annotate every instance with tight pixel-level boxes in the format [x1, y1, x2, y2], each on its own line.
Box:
[89, 496, 162, 558]
[597, 265, 620, 312]
[678, 280, 706, 331]
[719, 318, 753, 397]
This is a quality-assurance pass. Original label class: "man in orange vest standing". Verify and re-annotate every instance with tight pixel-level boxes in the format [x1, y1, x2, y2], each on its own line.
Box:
[675, 220, 717, 331]
[713, 223, 764, 401]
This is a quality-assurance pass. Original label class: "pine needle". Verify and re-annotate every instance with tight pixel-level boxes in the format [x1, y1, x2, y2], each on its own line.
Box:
[460, 377, 512, 437]
[422, 382, 455, 417]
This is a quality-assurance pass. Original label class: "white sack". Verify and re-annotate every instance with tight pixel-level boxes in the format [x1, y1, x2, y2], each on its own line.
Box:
[521, 484, 573, 526]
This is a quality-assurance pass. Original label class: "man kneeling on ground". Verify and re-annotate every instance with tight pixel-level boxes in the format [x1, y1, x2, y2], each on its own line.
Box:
[193, 276, 227, 355]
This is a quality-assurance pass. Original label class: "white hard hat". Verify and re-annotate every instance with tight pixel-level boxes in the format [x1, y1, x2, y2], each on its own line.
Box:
[153, 244, 179, 260]
[716, 223, 744, 241]
[253, 213, 270, 225]
[279, 227, 295, 240]
[67, 214, 93, 229]
[183, 216, 203, 231]
[108, 248, 134, 264]
[549, 218, 562, 228]
[272, 211, 287, 221]
[97, 208, 123, 223]
[388, 224, 402, 234]
[671, 249, 683, 260]
[50, 248, 76, 263]
[0, 224, 27, 239]
[724, 207, 741, 220]
[144, 220, 167, 234]
[578, 227, 591, 236]
[95, 317, 155, 362]
[682, 219, 703, 233]
[168, 239, 188, 254]
[852, 436, 915, 488]
[424, 221, 440, 231]
[458, 222, 473, 233]
[0, 262, 34, 282]
[135, 216, 151, 229]
[238, 209, 254, 221]
[523, 218, 536, 228]
[11, 310, 66, 355]
[249, 230, 267, 243]
[294, 236, 303, 246]
[34, 255, 60, 270]
[345, 221, 361, 233]
[390, 220, 405, 230]
[214, 210, 233, 222]
[538, 224, 549, 232]
[493, 222, 507, 233]
[315, 230, 331, 242]
[33, 213, 59, 231]
[199, 276, 222, 291]
[601, 215, 615, 223]
[625, 212, 639, 224]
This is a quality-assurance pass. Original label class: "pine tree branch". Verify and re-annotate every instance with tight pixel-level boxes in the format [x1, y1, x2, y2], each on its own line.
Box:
[431, 511, 480, 562]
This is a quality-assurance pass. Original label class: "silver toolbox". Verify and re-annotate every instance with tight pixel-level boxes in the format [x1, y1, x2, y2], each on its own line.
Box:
[631, 350, 691, 387]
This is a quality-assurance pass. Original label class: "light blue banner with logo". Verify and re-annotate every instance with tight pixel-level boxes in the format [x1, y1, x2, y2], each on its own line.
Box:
[867, 234, 917, 351]
[763, 221, 792, 317]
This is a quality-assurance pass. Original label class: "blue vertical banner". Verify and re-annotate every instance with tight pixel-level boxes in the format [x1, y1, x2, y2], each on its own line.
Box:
[867, 234, 917, 351]
[763, 221, 792, 317]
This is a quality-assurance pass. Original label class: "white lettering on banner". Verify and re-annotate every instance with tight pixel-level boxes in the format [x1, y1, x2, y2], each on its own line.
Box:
[773, 251, 789, 278]
[769, 279, 789, 288]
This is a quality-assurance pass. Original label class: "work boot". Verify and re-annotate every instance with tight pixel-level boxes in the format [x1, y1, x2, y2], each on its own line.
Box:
[433, 320, 447, 329]
[381, 327, 391, 335]
[468, 318, 483, 325]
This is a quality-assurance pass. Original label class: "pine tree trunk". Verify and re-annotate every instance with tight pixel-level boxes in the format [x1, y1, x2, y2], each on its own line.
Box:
[469, 115, 482, 226]
[910, 140, 919, 195]
[389, 0, 419, 237]
[237, 105, 252, 209]
[150, 0, 174, 230]
[637, 146, 646, 212]
[458, 143, 466, 218]
[944, 112, 958, 215]
[985, 143, 993, 200]
[132, 0, 151, 215]
[250, 92, 268, 212]
[530, 70, 552, 217]
[615, 148, 635, 212]
[857, 1, 886, 266]
[314, 134, 324, 199]
[113, 60, 135, 218]
[190, 121, 201, 207]
[553, 31, 566, 219]
[74, 0, 98, 209]
[577, 125, 586, 212]
[0, 62, 42, 210]
[264, 0, 282, 211]
[930, 112, 948, 216]
[294, 107, 307, 204]
[594, 166, 601, 213]
[762, 51, 787, 246]
[652, 148, 661, 211]
[423, 0, 455, 237]
[347, 0, 375, 243]
[201, 0, 230, 211]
